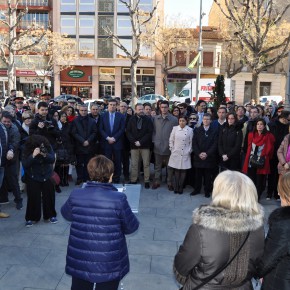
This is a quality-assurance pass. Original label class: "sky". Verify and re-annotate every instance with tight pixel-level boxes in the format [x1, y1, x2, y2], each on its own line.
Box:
[164, 0, 214, 26]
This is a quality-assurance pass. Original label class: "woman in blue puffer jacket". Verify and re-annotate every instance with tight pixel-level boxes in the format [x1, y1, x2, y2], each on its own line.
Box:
[61, 155, 139, 290]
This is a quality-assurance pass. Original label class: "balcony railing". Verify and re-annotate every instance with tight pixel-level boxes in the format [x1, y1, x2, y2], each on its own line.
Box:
[18, 20, 49, 29]
[18, 0, 49, 6]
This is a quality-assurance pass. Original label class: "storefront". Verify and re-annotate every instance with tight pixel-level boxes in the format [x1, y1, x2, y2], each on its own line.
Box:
[99, 67, 115, 98]
[60, 66, 92, 98]
[121, 68, 155, 99]
[0, 70, 8, 98]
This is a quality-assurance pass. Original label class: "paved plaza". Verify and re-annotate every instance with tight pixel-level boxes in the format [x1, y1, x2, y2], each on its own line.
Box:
[0, 173, 279, 290]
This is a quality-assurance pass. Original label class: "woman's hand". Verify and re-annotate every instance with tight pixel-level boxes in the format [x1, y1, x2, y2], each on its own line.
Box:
[222, 154, 229, 161]
[284, 163, 289, 170]
[32, 147, 40, 158]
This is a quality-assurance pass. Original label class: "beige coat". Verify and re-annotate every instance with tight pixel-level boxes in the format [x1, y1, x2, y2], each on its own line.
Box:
[277, 134, 290, 175]
[168, 125, 193, 169]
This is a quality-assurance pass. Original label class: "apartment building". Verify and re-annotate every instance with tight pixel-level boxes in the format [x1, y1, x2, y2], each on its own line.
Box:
[208, 0, 289, 104]
[52, 0, 163, 99]
[0, 0, 51, 96]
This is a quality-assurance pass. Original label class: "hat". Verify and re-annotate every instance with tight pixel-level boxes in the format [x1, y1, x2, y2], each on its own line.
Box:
[67, 98, 76, 103]
[14, 96, 25, 102]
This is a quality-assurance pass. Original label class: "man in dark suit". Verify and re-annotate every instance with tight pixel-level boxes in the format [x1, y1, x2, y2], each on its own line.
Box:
[100, 99, 125, 183]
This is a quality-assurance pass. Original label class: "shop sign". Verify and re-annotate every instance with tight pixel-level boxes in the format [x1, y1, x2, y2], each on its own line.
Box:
[0, 70, 7, 76]
[16, 70, 37, 76]
[20, 76, 47, 84]
[68, 70, 85, 78]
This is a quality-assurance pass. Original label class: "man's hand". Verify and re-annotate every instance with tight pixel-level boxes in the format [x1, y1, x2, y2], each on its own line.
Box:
[83, 140, 89, 147]
[6, 150, 14, 160]
[222, 154, 228, 161]
[284, 163, 289, 170]
[135, 141, 141, 147]
[32, 147, 40, 158]
[38, 122, 45, 129]
[199, 152, 207, 160]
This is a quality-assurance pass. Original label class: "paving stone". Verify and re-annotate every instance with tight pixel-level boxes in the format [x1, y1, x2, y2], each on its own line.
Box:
[154, 227, 188, 242]
[56, 273, 71, 290]
[0, 232, 38, 247]
[31, 234, 69, 249]
[129, 240, 177, 256]
[129, 254, 151, 273]
[127, 226, 154, 240]
[156, 207, 194, 218]
[151, 255, 175, 275]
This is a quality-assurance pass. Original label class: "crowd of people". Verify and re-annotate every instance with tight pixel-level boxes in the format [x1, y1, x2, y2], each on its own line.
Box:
[0, 90, 289, 289]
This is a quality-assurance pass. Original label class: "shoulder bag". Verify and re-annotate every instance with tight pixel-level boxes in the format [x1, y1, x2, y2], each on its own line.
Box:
[250, 146, 265, 168]
[179, 231, 250, 290]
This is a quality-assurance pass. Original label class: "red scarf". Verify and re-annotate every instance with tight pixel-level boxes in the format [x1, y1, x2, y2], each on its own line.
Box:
[251, 132, 266, 147]
[67, 115, 76, 123]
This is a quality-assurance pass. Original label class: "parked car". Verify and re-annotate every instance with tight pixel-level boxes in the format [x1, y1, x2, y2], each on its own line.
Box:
[259, 95, 283, 106]
[53, 94, 83, 103]
[84, 99, 104, 112]
[136, 94, 166, 105]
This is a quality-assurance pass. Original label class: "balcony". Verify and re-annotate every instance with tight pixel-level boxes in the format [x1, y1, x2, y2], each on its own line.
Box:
[18, 0, 49, 6]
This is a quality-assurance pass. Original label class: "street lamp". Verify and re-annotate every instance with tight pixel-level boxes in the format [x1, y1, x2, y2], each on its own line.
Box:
[195, 0, 206, 103]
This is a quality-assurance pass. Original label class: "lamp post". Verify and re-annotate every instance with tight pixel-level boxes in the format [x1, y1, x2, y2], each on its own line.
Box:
[195, 0, 205, 103]
[284, 51, 290, 111]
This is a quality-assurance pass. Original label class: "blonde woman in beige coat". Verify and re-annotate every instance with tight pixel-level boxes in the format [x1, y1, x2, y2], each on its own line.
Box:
[168, 116, 193, 194]
[277, 134, 290, 178]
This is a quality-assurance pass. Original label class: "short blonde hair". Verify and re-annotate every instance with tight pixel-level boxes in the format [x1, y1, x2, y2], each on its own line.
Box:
[278, 172, 290, 203]
[87, 155, 114, 183]
[212, 170, 260, 214]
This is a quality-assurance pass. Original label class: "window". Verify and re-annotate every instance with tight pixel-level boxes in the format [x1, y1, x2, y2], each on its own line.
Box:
[260, 82, 271, 96]
[176, 51, 186, 66]
[244, 81, 252, 103]
[98, 16, 114, 36]
[117, 16, 131, 36]
[79, 39, 94, 58]
[98, 0, 114, 12]
[203, 51, 214, 67]
[98, 38, 113, 58]
[117, 39, 132, 58]
[79, 16, 95, 35]
[117, 0, 129, 12]
[139, 0, 153, 12]
[140, 44, 152, 59]
[79, 0, 95, 12]
[61, 16, 76, 35]
[20, 13, 49, 29]
[61, 0, 76, 12]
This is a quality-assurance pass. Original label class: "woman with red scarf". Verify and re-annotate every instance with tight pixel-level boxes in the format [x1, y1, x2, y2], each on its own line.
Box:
[243, 118, 275, 199]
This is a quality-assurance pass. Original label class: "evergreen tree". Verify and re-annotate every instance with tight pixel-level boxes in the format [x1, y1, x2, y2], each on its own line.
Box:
[212, 75, 226, 109]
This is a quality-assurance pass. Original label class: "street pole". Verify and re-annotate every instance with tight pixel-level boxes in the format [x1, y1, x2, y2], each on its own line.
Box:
[284, 51, 290, 111]
[195, 0, 204, 103]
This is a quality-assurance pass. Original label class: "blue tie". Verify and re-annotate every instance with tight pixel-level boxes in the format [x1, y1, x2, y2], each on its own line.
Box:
[110, 113, 114, 132]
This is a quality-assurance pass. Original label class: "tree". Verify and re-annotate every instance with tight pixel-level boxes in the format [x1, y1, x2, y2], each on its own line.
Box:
[214, 0, 290, 103]
[211, 75, 226, 108]
[0, 0, 47, 94]
[20, 31, 78, 93]
[143, 17, 196, 97]
[104, 0, 158, 102]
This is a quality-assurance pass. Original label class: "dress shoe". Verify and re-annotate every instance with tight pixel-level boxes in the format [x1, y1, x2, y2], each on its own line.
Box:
[144, 182, 150, 189]
[55, 185, 62, 193]
[151, 183, 160, 189]
[205, 193, 211, 198]
[174, 190, 178, 194]
[190, 190, 199, 196]
[129, 181, 137, 184]
[0, 212, 9, 218]
[168, 184, 174, 191]
[75, 179, 83, 186]
[178, 190, 183, 195]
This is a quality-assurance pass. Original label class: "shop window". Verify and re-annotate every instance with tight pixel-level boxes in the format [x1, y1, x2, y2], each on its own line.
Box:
[79, 16, 95, 35]
[61, 0, 76, 12]
[79, 0, 95, 12]
[98, 16, 114, 36]
[79, 39, 95, 58]
[203, 51, 214, 67]
[98, 0, 114, 12]
[98, 38, 113, 58]
[61, 16, 76, 35]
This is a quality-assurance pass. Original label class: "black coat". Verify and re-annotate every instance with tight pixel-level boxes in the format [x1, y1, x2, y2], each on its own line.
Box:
[256, 206, 290, 290]
[71, 115, 97, 155]
[218, 123, 243, 170]
[268, 119, 289, 155]
[192, 125, 218, 168]
[126, 115, 153, 149]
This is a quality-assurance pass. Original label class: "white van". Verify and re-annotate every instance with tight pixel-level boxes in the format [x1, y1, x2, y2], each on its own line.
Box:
[259, 96, 283, 106]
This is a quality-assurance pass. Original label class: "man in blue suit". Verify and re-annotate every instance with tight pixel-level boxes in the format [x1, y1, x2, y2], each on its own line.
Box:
[100, 99, 125, 183]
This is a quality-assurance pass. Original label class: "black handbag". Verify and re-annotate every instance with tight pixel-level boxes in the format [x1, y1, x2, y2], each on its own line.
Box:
[249, 146, 265, 168]
[56, 145, 69, 163]
[179, 232, 250, 290]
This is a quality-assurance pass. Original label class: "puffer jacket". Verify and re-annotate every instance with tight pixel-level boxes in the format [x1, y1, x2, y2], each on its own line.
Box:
[61, 182, 139, 284]
[174, 205, 264, 290]
[256, 206, 290, 290]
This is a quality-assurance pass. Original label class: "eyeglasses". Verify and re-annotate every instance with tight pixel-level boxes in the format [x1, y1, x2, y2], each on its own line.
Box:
[189, 118, 197, 120]
[23, 117, 32, 120]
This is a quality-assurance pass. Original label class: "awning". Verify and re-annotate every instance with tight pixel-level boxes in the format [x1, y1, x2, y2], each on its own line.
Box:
[60, 82, 92, 87]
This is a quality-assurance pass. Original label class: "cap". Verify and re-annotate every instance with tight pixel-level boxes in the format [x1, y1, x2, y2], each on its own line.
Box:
[28, 98, 36, 104]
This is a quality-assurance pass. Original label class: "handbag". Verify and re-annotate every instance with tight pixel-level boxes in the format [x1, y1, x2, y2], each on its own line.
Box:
[50, 171, 60, 186]
[250, 146, 265, 169]
[179, 231, 250, 290]
[56, 144, 69, 163]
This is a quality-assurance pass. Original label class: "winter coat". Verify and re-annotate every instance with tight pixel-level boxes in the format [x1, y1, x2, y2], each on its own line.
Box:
[242, 131, 275, 175]
[192, 125, 218, 168]
[30, 114, 60, 150]
[71, 115, 97, 155]
[126, 115, 153, 149]
[168, 125, 193, 169]
[277, 134, 290, 175]
[152, 114, 178, 155]
[174, 205, 265, 290]
[22, 146, 55, 182]
[256, 206, 290, 290]
[61, 182, 139, 284]
[218, 123, 243, 170]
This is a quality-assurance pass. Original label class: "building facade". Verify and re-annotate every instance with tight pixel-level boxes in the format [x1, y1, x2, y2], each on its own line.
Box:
[52, 0, 163, 99]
